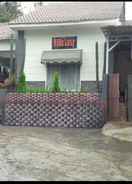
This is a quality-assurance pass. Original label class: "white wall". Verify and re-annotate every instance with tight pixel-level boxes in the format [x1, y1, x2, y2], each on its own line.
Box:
[0, 40, 10, 51]
[0, 40, 16, 51]
[24, 24, 106, 82]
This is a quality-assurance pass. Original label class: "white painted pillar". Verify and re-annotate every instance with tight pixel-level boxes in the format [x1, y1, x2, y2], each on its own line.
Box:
[1, 66, 3, 73]
[106, 40, 109, 74]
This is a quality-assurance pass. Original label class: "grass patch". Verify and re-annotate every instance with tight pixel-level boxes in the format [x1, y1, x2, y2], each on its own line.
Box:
[16, 86, 50, 94]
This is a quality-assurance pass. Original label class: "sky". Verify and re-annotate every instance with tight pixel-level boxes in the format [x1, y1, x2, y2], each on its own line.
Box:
[20, 1, 132, 20]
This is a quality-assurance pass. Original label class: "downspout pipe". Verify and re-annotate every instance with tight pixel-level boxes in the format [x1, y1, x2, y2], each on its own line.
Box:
[120, 1, 126, 25]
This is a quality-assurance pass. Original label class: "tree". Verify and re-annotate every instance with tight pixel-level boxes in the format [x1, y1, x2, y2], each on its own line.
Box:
[0, 1, 22, 22]
[34, 2, 43, 8]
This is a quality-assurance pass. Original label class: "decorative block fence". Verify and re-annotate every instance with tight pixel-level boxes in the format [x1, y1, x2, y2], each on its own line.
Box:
[3, 93, 105, 128]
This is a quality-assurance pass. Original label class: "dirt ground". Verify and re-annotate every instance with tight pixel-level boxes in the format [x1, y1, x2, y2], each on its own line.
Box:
[0, 126, 132, 181]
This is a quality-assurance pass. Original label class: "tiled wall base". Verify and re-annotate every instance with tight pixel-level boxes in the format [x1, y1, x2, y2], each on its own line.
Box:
[27, 81, 45, 88]
[81, 81, 102, 93]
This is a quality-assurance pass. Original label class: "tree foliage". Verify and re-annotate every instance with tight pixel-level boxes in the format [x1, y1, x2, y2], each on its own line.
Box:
[34, 2, 43, 7]
[0, 2, 22, 22]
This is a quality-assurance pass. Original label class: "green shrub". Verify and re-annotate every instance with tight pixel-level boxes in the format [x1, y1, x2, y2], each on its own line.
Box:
[19, 72, 26, 87]
[26, 87, 49, 94]
[17, 85, 50, 94]
[16, 72, 61, 93]
[17, 72, 27, 92]
[51, 72, 61, 92]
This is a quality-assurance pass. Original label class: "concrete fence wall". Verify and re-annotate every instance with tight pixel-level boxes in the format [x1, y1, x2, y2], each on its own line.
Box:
[3, 93, 105, 128]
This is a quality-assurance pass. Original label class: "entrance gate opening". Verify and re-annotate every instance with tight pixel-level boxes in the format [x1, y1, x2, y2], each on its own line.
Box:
[108, 41, 132, 121]
[113, 41, 132, 104]
[102, 25, 132, 121]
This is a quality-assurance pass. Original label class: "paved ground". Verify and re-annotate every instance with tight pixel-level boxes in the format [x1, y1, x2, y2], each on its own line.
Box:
[102, 121, 132, 142]
[0, 126, 132, 181]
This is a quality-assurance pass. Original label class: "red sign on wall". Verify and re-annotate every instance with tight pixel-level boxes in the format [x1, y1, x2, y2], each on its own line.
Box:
[52, 36, 77, 49]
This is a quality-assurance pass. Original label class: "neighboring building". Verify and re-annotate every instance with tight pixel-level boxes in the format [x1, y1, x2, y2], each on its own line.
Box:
[9, 2, 125, 91]
[0, 23, 15, 81]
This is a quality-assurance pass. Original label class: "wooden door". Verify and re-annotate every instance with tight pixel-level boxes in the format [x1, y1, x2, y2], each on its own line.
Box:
[108, 74, 120, 120]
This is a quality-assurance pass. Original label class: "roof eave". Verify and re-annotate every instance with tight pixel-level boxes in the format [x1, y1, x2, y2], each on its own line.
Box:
[0, 38, 15, 41]
[9, 18, 121, 30]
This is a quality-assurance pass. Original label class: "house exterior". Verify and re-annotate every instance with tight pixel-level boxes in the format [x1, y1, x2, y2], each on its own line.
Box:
[0, 23, 15, 81]
[9, 2, 125, 92]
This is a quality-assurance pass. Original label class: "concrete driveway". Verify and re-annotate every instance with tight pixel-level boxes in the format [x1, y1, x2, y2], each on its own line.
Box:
[0, 126, 132, 181]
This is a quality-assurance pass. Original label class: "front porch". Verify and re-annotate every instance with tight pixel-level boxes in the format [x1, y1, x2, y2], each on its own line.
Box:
[102, 25, 132, 122]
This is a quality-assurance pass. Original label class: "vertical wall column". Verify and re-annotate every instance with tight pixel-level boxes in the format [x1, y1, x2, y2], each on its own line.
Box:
[106, 40, 109, 74]
[102, 42, 107, 79]
[108, 42, 114, 74]
[95, 42, 99, 93]
[10, 34, 14, 77]
[15, 30, 25, 81]
[127, 75, 132, 121]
